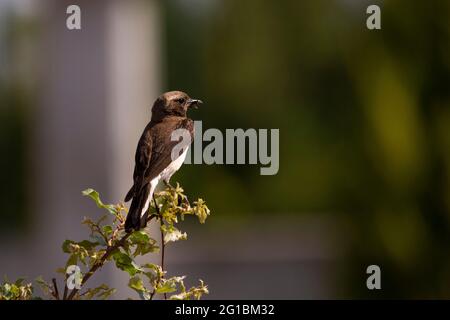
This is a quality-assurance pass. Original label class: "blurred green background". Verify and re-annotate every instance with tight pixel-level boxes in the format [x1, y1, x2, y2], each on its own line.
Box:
[163, 0, 450, 298]
[1, 0, 450, 298]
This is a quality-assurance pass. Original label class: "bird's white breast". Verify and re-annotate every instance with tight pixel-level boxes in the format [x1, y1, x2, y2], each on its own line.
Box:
[160, 146, 189, 182]
[140, 147, 189, 218]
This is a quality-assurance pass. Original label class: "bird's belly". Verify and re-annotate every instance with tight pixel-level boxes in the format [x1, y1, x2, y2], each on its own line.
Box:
[140, 177, 159, 217]
[160, 147, 189, 182]
[140, 148, 188, 217]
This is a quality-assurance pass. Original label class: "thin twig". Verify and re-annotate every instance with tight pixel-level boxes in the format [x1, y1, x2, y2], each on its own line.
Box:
[63, 281, 68, 300]
[160, 219, 167, 300]
[51, 278, 60, 300]
[152, 193, 167, 300]
[147, 207, 162, 301]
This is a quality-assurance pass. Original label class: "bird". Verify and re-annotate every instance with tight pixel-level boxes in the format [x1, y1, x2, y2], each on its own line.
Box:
[124, 91, 202, 232]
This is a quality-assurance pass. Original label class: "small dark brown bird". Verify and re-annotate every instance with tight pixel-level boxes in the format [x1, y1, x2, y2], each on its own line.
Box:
[124, 91, 202, 232]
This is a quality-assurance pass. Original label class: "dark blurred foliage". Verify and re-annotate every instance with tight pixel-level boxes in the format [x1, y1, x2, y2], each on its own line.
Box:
[0, 12, 36, 231]
[162, 0, 450, 297]
[0, 85, 29, 231]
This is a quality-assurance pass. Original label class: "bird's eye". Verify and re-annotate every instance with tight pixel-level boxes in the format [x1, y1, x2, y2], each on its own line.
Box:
[176, 98, 185, 104]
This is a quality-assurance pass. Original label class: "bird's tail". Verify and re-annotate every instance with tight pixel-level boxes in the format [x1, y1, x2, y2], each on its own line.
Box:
[124, 185, 134, 202]
[124, 183, 150, 233]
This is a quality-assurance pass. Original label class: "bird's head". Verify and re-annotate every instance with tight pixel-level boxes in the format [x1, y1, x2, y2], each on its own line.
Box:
[151, 91, 202, 121]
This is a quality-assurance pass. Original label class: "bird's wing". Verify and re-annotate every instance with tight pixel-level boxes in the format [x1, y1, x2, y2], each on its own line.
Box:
[144, 118, 194, 182]
[125, 126, 153, 201]
[125, 118, 193, 202]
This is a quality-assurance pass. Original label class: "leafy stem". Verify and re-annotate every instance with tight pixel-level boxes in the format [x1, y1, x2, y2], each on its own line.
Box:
[66, 231, 132, 300]
[0, 183, 210, 300]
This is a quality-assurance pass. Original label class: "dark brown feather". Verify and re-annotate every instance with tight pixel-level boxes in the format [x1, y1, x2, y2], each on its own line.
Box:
[144, 117, 194, 182]
[125, 117, 193, 201]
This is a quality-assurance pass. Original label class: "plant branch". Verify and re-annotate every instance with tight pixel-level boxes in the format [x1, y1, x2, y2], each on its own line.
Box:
[66, 207, 158, 300]
[160, 218, 167, 300]
[65, 209, 158, 300]
[51, 278, 60, 300]
[63, 280, 68, 300]
[1, 185, 210, 301]
[66, 232, 129, 300]
[152, 193, 167, 300]
[66, 231, 129, 300]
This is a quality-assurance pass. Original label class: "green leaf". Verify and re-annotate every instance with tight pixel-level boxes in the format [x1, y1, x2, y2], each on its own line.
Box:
[82, 188, 117, 215]
[82, 286, 103, 300]
[35, 276, 51, 297]
[62, 239, 96, 266]
[78, 240, 99, 250]
[14, 278, 25, 286]
[128, 276, 145, 292]
[155, 276, 185, 294]
[66, 254, 78, 267]
[155, 281, 177, 294]
[141, 263, 163, 284]
[81, 284, 116, 300]
[98, 288, 116, 300]
[128, 276, 151, 300]
[112, 252, 141, 276]
[129, 230, 149, 243]
[129, 231, 159, 256]
[62, 240, 76, 253]
[102, 225, 113, 237]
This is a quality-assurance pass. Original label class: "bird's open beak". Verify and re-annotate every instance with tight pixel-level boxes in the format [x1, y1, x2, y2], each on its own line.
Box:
[187, 99, 203, 109]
